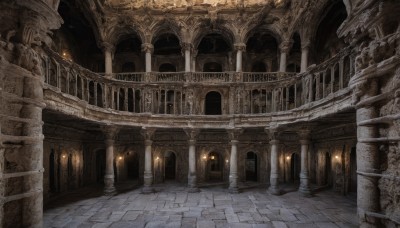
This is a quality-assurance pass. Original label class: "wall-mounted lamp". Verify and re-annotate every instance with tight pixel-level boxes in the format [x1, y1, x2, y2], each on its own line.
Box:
[156, 156, 160, 161]
[225, 159, 229, 163]
[62, 155, 66, 159]
[286, 156, 290, 160]
[118, 156, 123, 160]
[335, 155, 339, 160]
[202, 155, 207, 160]
[210, 155, 215, 160]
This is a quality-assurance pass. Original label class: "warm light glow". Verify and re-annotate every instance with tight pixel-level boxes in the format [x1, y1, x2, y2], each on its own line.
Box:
[118, 156, 123, 160]
[62, 52, 66, 56]
[156, 156, 160, 160]
[335, 155, 339, 159]
[210, 155, 215, 160]
[225, 159, 229, 163]
[286, 156, 290, 160]
[202, 155, 207, 160]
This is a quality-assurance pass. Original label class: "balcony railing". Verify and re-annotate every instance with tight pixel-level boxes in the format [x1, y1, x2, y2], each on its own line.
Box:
[42, 47, 355, 116]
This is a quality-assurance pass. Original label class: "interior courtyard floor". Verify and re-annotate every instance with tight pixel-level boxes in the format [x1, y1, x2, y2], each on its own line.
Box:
[44, 183, 358, 228]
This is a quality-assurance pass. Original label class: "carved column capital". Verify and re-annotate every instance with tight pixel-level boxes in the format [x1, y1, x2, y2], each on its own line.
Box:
[301, 41, 311, 51]
[184, 128, 200, 141]
[101, 125, 120, 143]
[266, 127, 281, 143]
[140, 127, 156, 141]
[102, 42, 115, 53]
[298, 129, 311, 144]
[141, 43, 154, 54]
[279, 40, 293, 54]
[234, 43, 246, 52]
[181, 42, 193, 52]
[227, 128, 243, 141]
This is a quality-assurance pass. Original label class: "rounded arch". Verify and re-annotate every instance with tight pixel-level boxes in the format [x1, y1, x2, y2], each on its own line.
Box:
[205, 91, 222, 115]
[105, 25, 145, 49]
[243, 25, 283, 46]
[150, 20, 183, 45]
[206, 151, 223, 182]
[192, 27, 235, 51]
[153, 33, 181, 55]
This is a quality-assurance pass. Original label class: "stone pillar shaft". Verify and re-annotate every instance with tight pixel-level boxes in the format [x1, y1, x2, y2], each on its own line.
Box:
[357, 106, 379, 227]
[145, 52, 152, 73]
[229, 140, 239, 193]
[104, 139, 115, 195]
[236, 51, 242, 72]
[144, 139, 153, 187]
[188, 139, 199, 191]
[105, 50, 112, 75]
[185, 49, 191, 72]
[269, 139, 281, 195]
[299, 139, 312, 195]
[279, 52, 287, 72]
[300, 46, 309, 73]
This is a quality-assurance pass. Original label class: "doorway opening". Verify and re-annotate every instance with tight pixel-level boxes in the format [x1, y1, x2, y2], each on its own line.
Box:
[205, 91, 222, 115]
[325, 152, 332, 186]
[49, 149, 57, 193]
[245, 152, 258, 181]
[164, 151, 176, 180]
[290, 153, 300, 183]
[349, 147, 357, 192]
[96, 149, 106, 184]
[207, 152, 223, 181]
[126, 152, 140, 180]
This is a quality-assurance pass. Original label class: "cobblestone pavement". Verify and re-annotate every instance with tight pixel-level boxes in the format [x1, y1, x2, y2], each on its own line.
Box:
[44, 183, 357, 228]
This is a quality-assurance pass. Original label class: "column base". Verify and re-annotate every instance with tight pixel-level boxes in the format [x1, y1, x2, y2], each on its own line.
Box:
[299, 187, 313, 197]
[142, 186, 154, 194]
[187, 187, 200, 193]
[229, 187, 240, 194]
[104, 186, 116, 196]
[268, 186, 282, 195]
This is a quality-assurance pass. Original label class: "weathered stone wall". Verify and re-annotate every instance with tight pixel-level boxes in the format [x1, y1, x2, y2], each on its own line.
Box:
[378, 67, 400, 226]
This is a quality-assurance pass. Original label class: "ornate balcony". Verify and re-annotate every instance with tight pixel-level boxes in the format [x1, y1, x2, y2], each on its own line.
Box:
[42, 46, 355, 123]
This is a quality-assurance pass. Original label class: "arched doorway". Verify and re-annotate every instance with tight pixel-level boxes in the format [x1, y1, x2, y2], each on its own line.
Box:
[291, 153, 300, 183]
[245, 152, 258, 182]
[349, 148, 357, 192]
[126, 152, 139, 180]
[164, 151, 176, 180]
[207, 152, 222, 181]
[205, 91, 222, 115]
[325, 152, 332, 186]
[96, 149, 106, 184]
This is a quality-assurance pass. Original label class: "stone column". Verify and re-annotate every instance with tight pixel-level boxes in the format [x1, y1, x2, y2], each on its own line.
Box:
[300, 42, 310, 73]
[298, 129, 312, 196]
[353, 80, 380, 227]
[279, 41, 292, 72]
[191, 49, 198, 72]
[142, 43, 154, 73]
[234, 43, 246, 72]
[141, 127, 156, 193]
[103, 42, 114, 77]
[182, 43, 192, 72]
[102, 126, 119, 195]
[184, 128, 200, 192]
[267, 128, 281, 195]
[228, 128, 243, 193]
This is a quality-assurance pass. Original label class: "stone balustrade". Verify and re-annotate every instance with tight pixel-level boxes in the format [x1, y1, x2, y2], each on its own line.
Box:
[41, 47, 355, 116]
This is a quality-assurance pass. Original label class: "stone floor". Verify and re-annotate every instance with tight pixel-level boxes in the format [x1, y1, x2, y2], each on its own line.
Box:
[44, 183, 358, 228]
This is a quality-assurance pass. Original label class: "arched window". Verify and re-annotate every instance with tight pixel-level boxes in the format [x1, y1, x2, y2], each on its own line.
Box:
[205, 91, 222, 115]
